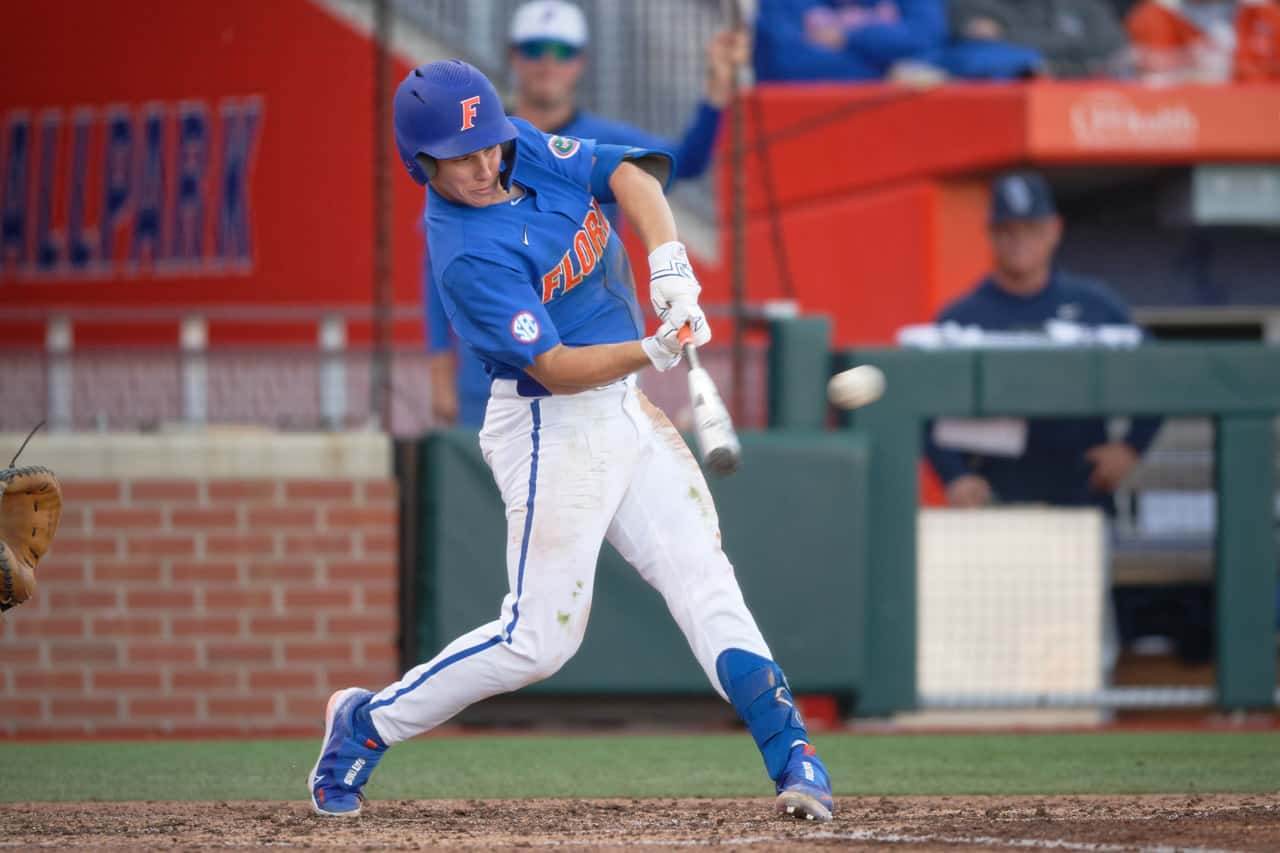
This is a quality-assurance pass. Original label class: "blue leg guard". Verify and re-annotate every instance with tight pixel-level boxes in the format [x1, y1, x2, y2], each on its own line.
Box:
[716, 648, 809, 781]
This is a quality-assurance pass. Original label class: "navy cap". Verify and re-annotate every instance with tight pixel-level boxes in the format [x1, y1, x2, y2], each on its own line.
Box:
[989, 171, 1057, 224]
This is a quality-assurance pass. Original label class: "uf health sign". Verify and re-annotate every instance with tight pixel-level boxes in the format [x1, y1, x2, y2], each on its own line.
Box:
[2, 99, 261, 280]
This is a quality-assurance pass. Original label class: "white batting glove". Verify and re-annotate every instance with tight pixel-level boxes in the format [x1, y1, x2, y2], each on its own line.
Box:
[640, 308, 712, 372]
[648, 241, 702, 330]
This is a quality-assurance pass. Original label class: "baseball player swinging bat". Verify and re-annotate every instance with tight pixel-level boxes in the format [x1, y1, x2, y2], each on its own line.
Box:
[679, 325, 741, 475]
[306, 57, 834, 825]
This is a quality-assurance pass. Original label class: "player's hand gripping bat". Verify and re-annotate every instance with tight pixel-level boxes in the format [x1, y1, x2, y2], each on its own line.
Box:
[678, 326, 741, 476]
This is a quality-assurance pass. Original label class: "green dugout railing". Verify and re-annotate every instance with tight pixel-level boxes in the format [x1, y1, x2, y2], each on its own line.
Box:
[770, 318, 1278, 714]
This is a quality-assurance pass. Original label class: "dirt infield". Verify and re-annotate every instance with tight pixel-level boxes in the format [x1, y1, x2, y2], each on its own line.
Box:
[3, 793, 1277, 851]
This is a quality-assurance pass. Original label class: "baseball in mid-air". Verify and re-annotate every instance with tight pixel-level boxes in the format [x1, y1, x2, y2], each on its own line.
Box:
[827, 365, 886, 410]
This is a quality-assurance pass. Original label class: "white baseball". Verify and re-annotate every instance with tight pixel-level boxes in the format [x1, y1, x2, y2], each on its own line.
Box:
[827, 365, 886, 410]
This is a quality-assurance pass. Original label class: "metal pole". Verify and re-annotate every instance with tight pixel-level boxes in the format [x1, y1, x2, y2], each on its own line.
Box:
[725, 0, 747, 424]
[371, 0, 394, 431]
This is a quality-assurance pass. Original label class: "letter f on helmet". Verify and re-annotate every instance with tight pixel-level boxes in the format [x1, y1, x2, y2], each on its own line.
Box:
[460, 96, 480, 130]
[393, 60, 518, 185]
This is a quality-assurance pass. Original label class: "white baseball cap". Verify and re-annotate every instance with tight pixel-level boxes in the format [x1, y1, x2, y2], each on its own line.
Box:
[509, 0, 589, 47]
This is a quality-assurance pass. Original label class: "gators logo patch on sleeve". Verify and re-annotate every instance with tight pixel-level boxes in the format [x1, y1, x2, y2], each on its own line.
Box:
[547, 135, 580, 159]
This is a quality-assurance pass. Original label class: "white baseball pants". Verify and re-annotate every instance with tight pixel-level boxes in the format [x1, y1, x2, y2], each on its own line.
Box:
[367, 375, 771, 744]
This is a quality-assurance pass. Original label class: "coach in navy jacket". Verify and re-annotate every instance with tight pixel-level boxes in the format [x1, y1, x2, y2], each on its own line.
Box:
[924, 171, 1161, 515]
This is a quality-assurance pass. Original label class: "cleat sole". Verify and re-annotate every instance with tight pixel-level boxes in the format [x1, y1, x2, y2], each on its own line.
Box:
[775, 790, 833, 823]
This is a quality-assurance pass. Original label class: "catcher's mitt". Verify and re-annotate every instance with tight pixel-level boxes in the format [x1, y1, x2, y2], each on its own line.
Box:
[0, 466, 62, 611]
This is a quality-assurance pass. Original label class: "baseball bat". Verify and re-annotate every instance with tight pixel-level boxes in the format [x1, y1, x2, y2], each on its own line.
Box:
[678, 326, 742, 476]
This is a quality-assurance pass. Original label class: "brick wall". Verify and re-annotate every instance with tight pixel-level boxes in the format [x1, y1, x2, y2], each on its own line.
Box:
[0, 434, 400, 736]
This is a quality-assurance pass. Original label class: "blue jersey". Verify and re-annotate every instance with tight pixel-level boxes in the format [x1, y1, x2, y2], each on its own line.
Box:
[425, 117, 672, 397]
[423, 103, 722, 424]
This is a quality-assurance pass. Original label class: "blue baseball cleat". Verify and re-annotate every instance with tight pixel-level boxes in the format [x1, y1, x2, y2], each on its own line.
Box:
[775, 742, 834, 822]
[308, 687, 384, 817]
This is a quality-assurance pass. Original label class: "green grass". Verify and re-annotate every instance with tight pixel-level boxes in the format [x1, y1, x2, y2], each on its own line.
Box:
[2, 732, 1277, 803]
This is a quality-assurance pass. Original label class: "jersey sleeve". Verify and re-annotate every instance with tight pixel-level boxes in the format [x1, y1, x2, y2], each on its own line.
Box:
[588, 143, 675, 203]
[423, 253, 453, 355]
[516, 119, 674, 203]
[439, 255, 560, 370]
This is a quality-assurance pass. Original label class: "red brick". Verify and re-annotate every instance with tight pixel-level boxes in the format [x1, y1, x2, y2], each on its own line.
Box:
[246, 506, 317, 528]
[10, 615, 85, 638]
[127, 642, 197, 665]
[52, 535, 120, 557]
[93, 615, 163, 636]
[283, 533, 352, 557]
[206, 534, 275, 556]
[125, 534, 196, 557]
[172, 669, 240, 690]
[51, 697, 118, 717]
[284, 588, 353, 609]
[57, 507, 89, 531]
[322, 667, 387, 690]
[361, 531, 398, 556]
[345, 560, 398, 583]
[285, 480, 354, 501]
[127, 589, 195, 609]
[248, 669, 317, 690]
[0, 698, 43, 717]
[131, 481, 200, 502]
[48, 640, 120, 665]
[93, 560, 164, 583]
[23, 723, 91, 737]
[327, 616, 393, 637]
[363, 481, 398, 501]
[93, 507, 164, 528]
[206, 642, 276, 665]
[207, 696, 276, 716]
[171, 616, 240, 637]
[203, 588, 273, 610]
[33, 557, 90, 585]
[14, 670, 84, 690]
[248, 614, 316, 635]
[47, 588, 118, 610]
[283, 641, 355, 664]
[362, 586, 398, 609]
[362, 643, 399, 663]
[130, 696, 197, 717]
[207, 480, 277, 502]
[92, 670, 164, 690]
[171, 507, 239, 528]
[171, 561, 239, 583]
[60, 481, 121, 502]
[324, 506, 397, 529]
[285, 694, 328, 719]
[245, 561, 316, 583]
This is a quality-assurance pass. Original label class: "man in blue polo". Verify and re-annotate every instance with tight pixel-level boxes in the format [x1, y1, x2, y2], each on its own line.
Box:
[424, 0, 748, 426]
[925, 171, 1162, 512]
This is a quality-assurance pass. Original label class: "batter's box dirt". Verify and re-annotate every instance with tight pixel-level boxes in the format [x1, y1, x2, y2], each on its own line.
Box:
[2, 794, 1277, 851]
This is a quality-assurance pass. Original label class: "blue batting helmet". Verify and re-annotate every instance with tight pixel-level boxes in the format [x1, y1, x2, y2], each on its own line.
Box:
[393, 60, 518, 185]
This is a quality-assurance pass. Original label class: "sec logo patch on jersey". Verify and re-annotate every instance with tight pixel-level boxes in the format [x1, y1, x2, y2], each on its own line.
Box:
[511, 311, 541, 344]
[547, 135, 580, 159]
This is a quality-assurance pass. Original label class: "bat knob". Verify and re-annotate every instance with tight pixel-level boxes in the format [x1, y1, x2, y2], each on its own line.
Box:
[705, 447, 741, 476]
